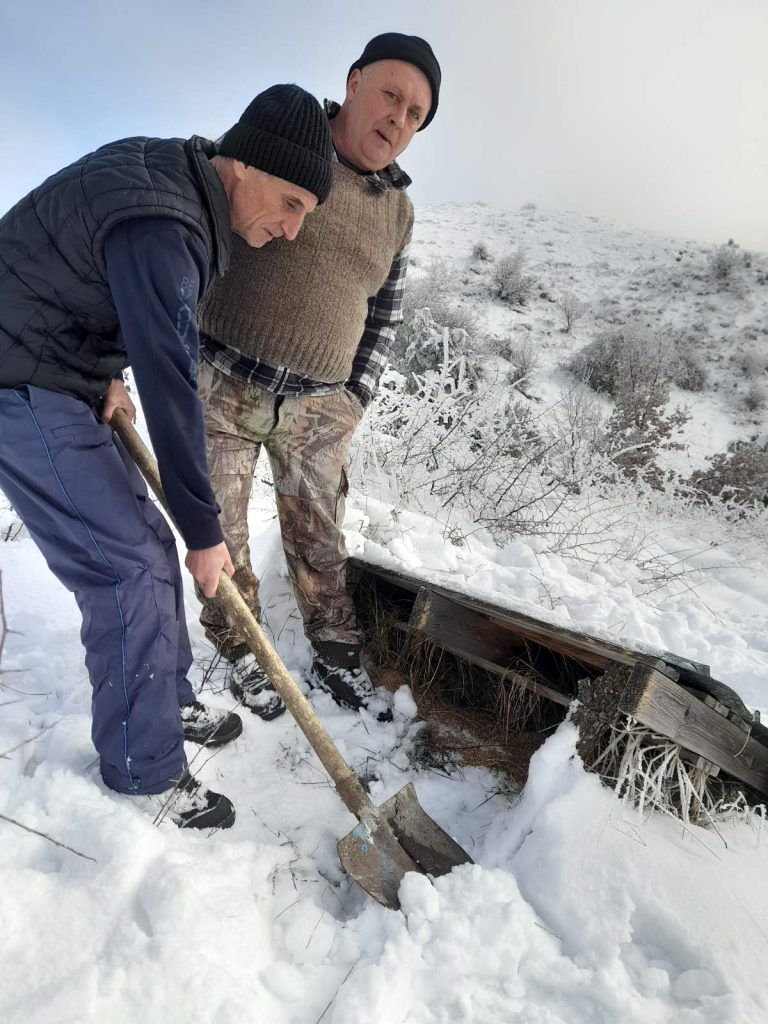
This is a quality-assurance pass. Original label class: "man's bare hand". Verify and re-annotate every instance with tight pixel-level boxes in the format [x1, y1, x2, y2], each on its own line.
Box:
[101, 378, 136, 423]
[186, 542, 235, 598]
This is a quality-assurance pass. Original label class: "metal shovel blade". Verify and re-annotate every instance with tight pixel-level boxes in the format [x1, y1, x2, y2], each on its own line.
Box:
[338, 783, 473, 909]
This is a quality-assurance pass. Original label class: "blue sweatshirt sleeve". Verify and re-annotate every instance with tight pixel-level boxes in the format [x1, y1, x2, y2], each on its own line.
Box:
[103, 217, 224, 550]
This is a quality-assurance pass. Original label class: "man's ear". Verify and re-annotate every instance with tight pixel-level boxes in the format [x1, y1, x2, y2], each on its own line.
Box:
[232, 160, 249, 181]
[346, 68, 362, 102]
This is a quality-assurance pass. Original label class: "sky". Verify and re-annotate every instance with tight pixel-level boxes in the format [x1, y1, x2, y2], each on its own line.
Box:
[2, 0, 767, 251]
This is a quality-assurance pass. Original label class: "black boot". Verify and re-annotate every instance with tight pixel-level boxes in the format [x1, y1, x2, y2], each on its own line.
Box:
[180, 700, 243, 747]
[309, 641, 393, 722]
[229, 653, 286, 721]
[141, 770, 236, 830]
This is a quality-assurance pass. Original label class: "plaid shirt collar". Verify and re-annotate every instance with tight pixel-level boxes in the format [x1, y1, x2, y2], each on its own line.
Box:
[324, 99, 412, 191]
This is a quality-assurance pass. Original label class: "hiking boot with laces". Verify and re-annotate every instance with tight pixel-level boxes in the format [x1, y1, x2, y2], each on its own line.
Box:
[309, 641, 393, 722]
[180, 700, 243, 747]
[229, 653, 286, 721]
[141, 769, 236, 830]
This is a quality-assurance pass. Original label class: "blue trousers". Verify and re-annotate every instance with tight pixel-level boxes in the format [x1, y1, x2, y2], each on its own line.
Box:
[0, 386, 195, 794]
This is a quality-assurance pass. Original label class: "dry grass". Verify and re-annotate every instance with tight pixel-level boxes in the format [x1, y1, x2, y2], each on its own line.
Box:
[592, 714, 766, 838]
[357, 577, 557, 783]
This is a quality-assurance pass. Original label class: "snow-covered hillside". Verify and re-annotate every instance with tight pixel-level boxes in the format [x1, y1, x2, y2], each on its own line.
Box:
[410, 202, 768, 473]
[2, 204, 767, 1022]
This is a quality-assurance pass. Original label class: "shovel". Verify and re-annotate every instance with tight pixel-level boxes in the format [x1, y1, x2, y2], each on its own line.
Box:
[111, 410, 472, 909]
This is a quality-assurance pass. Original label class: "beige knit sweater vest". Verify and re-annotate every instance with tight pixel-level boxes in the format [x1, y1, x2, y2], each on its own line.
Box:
[198, 162, 414, 383]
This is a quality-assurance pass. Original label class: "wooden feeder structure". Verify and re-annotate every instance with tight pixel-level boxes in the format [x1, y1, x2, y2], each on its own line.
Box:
[349, 556, 768, 803]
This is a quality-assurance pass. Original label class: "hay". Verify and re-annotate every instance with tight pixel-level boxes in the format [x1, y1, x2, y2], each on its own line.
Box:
[593, 714, 767, 839]
[356, 576, 558, 783]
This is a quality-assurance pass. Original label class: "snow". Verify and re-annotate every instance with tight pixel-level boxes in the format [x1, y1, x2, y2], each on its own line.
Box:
[2, 203, 768, 1021]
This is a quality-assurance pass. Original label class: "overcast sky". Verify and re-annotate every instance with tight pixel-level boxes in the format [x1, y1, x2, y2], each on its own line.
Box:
[2, 0, 766, 251]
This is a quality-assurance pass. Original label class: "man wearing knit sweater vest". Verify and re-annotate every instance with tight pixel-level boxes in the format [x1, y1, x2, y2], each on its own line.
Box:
[197, 34, 441, 721]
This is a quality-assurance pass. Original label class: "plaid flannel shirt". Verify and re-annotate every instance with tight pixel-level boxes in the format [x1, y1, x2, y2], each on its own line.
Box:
[200, 101, 412, 409]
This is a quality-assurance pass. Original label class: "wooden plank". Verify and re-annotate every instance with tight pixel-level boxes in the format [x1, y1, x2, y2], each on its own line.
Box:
[351, 557, 667, 674]
[416, 591, 523, 667]
[393, 621, 571, 708]
[619, 666, 768, 796]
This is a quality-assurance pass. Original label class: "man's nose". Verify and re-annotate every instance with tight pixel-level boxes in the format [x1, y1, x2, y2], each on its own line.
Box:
[281, 210, 306, 242]
[389, 106, 406, 130]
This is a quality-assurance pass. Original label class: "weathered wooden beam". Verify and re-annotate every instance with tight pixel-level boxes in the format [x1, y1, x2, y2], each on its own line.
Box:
[411, 591, 523, 667]
[619, 666, 768, 797]
[397, 618, 573, 708]
[350, 557, 672, 674]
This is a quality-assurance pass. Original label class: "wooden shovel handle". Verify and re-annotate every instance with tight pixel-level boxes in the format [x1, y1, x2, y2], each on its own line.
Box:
[111, 409, 374, 820]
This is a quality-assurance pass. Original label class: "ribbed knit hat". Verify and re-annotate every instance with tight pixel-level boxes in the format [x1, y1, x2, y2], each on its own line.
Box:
[218, 84, 334, 204]
[348, 33, 441, 131]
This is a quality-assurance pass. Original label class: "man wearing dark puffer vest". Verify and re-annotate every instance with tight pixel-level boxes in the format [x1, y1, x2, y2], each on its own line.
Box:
[0, 84, 333, 829]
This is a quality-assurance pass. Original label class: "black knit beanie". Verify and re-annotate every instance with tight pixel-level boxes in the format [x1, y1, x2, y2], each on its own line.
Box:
[348, 33, 441, 130]
[218, 84, 334, 204]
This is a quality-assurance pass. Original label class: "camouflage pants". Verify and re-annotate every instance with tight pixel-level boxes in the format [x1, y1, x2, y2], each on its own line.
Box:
[197, 359, 363, 648]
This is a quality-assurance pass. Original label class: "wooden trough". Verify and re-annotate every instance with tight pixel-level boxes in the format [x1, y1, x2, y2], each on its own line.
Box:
[349, 556, 768, 802]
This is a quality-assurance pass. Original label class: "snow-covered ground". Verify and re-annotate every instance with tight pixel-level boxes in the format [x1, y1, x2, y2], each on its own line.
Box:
[2, 205, 768, 1021]
[2, 480, 768, 1022]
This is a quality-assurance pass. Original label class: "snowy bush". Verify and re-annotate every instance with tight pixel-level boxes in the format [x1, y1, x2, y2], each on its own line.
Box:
[707, 241, 740, 284]
[471, 241, 492, 263]
[744, 380, 767, 414]
[668, 342, 708, 392]
[559, 292, 588, 333]
[567, 327, 628, 395]
[492, 248, 535, 307]
[740, 350, 768, 382]
[395, 257, 477, 369]
[603, 379, 690, 490]
[689, 438, 768, 507]
[541, 385, 613, 495]
[401, 308, 471, 386]
[567, 325, 699, 397]
[567, 327, 690, 488]
[505, 336, 539, 390]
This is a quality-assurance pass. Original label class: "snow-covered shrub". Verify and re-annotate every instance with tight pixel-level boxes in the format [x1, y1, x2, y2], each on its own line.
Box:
[667, 334, 708, 392]
[559, 291, 588, 333]
[402, 308, 471, 386]
[708, 241, 740, 284]
[690, 438, 768, 507]
[567, 326, 690, 488]
[471, 241, 492, 263]
[744, 380, 767, 413]
[567, 325, 694, 398]
[505, 336, 538, 389]
[740, 350, 768, 382]
[567, 327, 626, 394]
[492, 248, 535, 307]
[352, 357, 562, 543]
[394, 257, 477, 370]
[542, 385, 611, 494]
[604, 383, 689, 490]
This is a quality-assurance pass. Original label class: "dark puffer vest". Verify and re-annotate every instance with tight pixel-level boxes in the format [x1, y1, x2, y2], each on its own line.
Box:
[0, 136, 231, 405]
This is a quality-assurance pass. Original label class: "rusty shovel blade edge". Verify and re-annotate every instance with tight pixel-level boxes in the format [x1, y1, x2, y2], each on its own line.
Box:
[337, 783, 473, 910]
